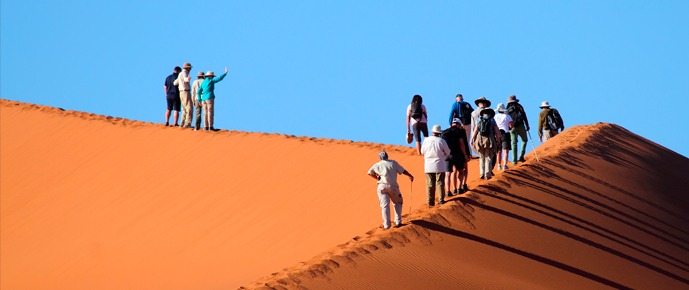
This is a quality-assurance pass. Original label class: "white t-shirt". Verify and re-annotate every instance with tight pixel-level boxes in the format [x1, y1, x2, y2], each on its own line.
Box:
[420, 136, 451, 173]
[407, 104, 427, 125]
[494, 112, 513, 132]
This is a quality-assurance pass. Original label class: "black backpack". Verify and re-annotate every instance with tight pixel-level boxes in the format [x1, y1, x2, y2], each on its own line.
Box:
[507, 104, 525, 127]
[458, 102, 474, 125]
[478, 117, 492, 137]
[546, 108, 563, 130]
[410, 101, 424, 120]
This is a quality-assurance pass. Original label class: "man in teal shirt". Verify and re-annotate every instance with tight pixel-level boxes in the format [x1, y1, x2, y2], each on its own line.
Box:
[197, 67, 228, 131]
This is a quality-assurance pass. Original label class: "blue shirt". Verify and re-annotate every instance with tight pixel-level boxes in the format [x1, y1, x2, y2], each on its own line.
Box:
[197, 72, 228, 102]
[448, 101, 472, 125]
[164, 73, 179, 98]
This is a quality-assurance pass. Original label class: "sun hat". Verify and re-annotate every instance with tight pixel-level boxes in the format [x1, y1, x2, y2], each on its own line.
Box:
[452, 118, 461, 124]
[480, 108, 496, 119]
[540, 101, 551, 108]
[474, 97, 492, 107]
[496, 103, 506, 113]
[183, 62, 192, 69]
[508, 95, 519, 103]
[432, 124, 443, 134]
[205, 71, 215, 77]
[197, 71, 205, 77]
[379, 150, 389, 160]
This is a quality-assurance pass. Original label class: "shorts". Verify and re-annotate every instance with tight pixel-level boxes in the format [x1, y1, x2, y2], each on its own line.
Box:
[166, 95, 181, 111]
[444, 154, 466, 172]
[412, 122, 429, 142]
[500, 130, 511, 150]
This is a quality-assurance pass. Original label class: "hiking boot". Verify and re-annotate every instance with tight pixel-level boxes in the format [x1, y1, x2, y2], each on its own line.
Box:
[462, 184, 469, 191]
[394, 223, 403, 228]
[454, 188, 460, 194]
[519, 157, 526, 162]
[447, 190, 454, 197]
[438, 200, 445, 205]
[165, 122, 169, 126]
[204, 127, 209, 131]
[503, 164, 509, 170]
[497, 165, 503, 170]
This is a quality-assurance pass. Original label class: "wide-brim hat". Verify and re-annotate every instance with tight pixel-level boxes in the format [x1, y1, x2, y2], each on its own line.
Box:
[183, 62, 192, 69]
[474, 97, 491, 107]
[432, 124, 443, 134]
[480, 108, 496, 119]
[540, 101, 551, 108]
[205, 71, 215, 77]
[197, 71, 205, 77]
[496, 103, 506, 113]
[508, 95, 519, 103]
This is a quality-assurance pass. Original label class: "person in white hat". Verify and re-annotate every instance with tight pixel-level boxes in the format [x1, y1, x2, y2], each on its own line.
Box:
[537, 101, 564, 142]
[494, 103, 513, 170]
[174, 62, 194, 128]
[367, 150, 414, 229]
[197, 67, 229, 131]
[420, 124, 451, 206]
[191, 71, 205, 130]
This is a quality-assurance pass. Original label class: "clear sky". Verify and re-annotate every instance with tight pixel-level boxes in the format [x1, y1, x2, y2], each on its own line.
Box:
[2, 1, 688, 158]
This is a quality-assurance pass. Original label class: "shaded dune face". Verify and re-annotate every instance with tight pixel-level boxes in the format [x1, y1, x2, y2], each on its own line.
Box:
[2, 100, 688, 290]
[247, 124, 689, 289]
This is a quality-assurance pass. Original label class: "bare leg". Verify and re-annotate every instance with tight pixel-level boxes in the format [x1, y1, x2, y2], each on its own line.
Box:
[416, 141, 422, 155]
[165, 110, 171, 125]
[173, 111, 179, 126]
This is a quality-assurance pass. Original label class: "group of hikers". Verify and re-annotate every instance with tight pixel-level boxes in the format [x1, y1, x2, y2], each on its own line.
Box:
[163, 63, 228, 131]
[369, 94, 564, 229]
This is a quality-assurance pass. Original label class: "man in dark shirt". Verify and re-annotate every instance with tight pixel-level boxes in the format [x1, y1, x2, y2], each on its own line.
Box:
[441, 118, 472, 196]
[164, 66, 182, 126]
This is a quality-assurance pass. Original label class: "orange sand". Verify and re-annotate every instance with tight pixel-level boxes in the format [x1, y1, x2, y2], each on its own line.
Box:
[2, 99, 688, 289]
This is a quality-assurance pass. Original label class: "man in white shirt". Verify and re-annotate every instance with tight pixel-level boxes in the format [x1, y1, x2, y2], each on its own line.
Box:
[494, 103, 513, 170]
[191, 71, 205, 131]
[174, 62, 193, 128]
[421, 125, 451, 206]
[368, 151, 414, 229]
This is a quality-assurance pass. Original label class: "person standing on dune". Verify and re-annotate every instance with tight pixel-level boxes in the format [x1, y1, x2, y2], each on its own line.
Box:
[506, 95, 530, 165]
[538, 101, 565, 142]
[368, 150, 414, 229]
[472, 108, 501, 180]
[421, 125, 451, 206]
[441, 118, 471, 197]
[191, 71, 205, 131]
[494, 103, 513, 171]
[174, 62, 193, 128]
[406, 94, 429, 155]
[163, 66, 182, 126]
[197, 67, 228, 131]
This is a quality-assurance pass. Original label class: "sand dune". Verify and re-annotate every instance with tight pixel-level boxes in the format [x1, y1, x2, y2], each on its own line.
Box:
[2, 99, 688, 289]
[247, 123, 689, 289]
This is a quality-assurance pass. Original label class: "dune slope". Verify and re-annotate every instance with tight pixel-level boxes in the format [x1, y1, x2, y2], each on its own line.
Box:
[246, 123, 689, 289]
[1, 100, 437, 289]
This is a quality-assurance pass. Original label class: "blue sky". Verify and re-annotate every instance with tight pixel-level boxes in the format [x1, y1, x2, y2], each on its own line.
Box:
[2, 1, 688, 157]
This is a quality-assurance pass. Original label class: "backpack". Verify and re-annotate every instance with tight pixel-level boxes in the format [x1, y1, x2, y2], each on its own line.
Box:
[546, 108, 563, 131]
[507, 104, 525, 127]
[458, 102, 474, 125]
[478, 116, 492, 137]
[410, 101, 424, 120]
